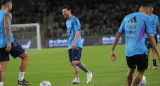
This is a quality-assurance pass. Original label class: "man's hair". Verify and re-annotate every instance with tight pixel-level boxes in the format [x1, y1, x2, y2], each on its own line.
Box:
[62, 4, 71, 10]
[140, 4, 152, 11]
[1, 0, 12, 5]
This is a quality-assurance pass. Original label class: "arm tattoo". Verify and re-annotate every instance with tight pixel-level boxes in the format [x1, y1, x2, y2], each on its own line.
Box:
[4, 13, 12, 43]
[112, 32, 121, 51]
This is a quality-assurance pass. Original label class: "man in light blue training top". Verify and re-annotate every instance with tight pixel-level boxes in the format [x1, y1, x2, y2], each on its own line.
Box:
[144, 5, 160, 69]
[0, 0, 31, 85]
[110, 5, 160, 86]
[62, 5, 93, 84]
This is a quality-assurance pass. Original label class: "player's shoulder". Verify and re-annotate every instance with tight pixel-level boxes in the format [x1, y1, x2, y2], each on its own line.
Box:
[152, 14, 159, 18]
[72, 16, 79, 21]
[4, 12, 12, 18]
[71, 16, 80, 24]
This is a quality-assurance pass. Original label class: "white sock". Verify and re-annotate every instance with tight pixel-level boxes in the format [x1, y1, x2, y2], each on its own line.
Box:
[0, 82, 3, 86]
[86, 71, 90, 74]
[18, 72, 25, 81]
[75, 78, 79, 80]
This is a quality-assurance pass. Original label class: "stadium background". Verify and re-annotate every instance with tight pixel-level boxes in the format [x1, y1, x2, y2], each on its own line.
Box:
[0, 0, 158, 49]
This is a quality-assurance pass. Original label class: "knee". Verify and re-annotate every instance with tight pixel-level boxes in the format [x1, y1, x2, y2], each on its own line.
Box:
[20, 52, 29, 60]
[72, 61, 79, 65]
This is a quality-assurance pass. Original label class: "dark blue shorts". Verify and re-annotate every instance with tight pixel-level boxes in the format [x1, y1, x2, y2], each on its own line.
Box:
[0, 41, 25, 62]
[68, 47, 82, 62]
[126, 53, 148, 70]
[145, 34, 157, 49]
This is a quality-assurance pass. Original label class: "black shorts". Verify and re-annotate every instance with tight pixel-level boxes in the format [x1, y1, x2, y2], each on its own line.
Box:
[145, 34, 157, 49]
[68, 47, 82, 62]
[126, 53, 148, 70]
[0, 41, 25, 62]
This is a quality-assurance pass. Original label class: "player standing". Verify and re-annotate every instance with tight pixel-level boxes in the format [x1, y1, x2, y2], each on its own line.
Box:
[62, 5, 93, 84]
[0, 0, 31, 85]
[144, 5, 160, 69]
[110, 5, 160, 86]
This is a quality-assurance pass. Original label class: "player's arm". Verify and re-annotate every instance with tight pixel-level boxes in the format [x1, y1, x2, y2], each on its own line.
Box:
[148, 33, 160, 62]
[156, 16, 160, 34]
[110, 32, 122, 62]
[4, 13, 12, 52]
[156, 25, 160, 34]
[110, 18, 125, 62]
[72, 18, 81, 50]
[72, 30, 80, 50]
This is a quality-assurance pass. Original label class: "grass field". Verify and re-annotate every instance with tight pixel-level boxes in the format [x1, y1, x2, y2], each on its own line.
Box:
[4, 44, 160, 86]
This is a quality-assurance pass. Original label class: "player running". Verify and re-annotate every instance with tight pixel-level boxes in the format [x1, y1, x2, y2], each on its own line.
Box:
[62, 5, 93, 84]
[0, 0, 31, 85]
[110, 5, 160, 86]
[144, 5, 160, 69]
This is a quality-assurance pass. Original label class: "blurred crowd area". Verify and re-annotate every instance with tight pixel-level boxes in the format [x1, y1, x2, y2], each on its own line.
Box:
[7, 0, 160, 38]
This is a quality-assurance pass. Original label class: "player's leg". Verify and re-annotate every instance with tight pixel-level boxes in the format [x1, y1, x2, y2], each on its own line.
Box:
[152, 34, 160, 69]
[127, 68, 135, 86]
[0, 61, 8, 86]
[145, 38, 150, 69]
[18, 52, 29, 79]
[9, 41, 31, 85]
[68, 49, 80, 84]
[73, 47, 93, 83]
[71, 61, 80, 84]
[132, 53, 148, 86]
[0, 48, 10, 86]
[132, 69, 145, 86]
[126, 56, 136, 86]
[151, 48, 160, 68]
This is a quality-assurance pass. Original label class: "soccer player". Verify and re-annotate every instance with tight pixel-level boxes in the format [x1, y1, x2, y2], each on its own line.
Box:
[62, 5, 93, 84]
[110, 5, 160, 86]
[144, 5, 160, 69]
[0, 0, 31, 85]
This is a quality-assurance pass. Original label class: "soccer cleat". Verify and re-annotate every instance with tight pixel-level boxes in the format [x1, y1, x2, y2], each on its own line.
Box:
[71, 78, 80, 84]
[17, 79, 31, 85]
[86, 72, 93, 84]
[152, 66, 160, 69]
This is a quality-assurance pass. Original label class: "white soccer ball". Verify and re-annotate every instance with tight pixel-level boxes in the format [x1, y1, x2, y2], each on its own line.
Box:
[40, 81, 51, 86]
[137, 76, 146, 86]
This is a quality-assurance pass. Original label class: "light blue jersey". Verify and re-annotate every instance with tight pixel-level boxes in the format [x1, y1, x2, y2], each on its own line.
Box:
[66, 16, 82, 49]
[0, 10, 14, 48]
[144, 14, 160, 38]
[119, 12, 152, 57]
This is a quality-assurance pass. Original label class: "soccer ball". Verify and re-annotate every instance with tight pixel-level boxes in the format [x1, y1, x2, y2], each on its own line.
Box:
[137, 76, 146, 86]
[40, 81, 51, 86]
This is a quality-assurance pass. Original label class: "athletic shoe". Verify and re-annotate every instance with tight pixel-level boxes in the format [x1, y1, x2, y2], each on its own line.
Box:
[71, 78, 80, 84]
[17, 79, 31, 85]
[86, 72, 93, 84]
[152, 66, 160, 69]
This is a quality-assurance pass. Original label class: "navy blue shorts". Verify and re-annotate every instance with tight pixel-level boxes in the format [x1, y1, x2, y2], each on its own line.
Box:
[68, 47, 82, 62]
[0, 41, 25, 62]
[145, 34, 157, 49]
[126, 53, 148, 70]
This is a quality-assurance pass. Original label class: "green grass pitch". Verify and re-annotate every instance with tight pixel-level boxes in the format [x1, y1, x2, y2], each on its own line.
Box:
[4, 44, 160, 86]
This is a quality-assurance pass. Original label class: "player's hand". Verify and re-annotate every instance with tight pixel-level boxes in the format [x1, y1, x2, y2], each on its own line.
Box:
[71, 42, 76, 50]
[110, 50, 116, 62]
[6, 42, 11, 52]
